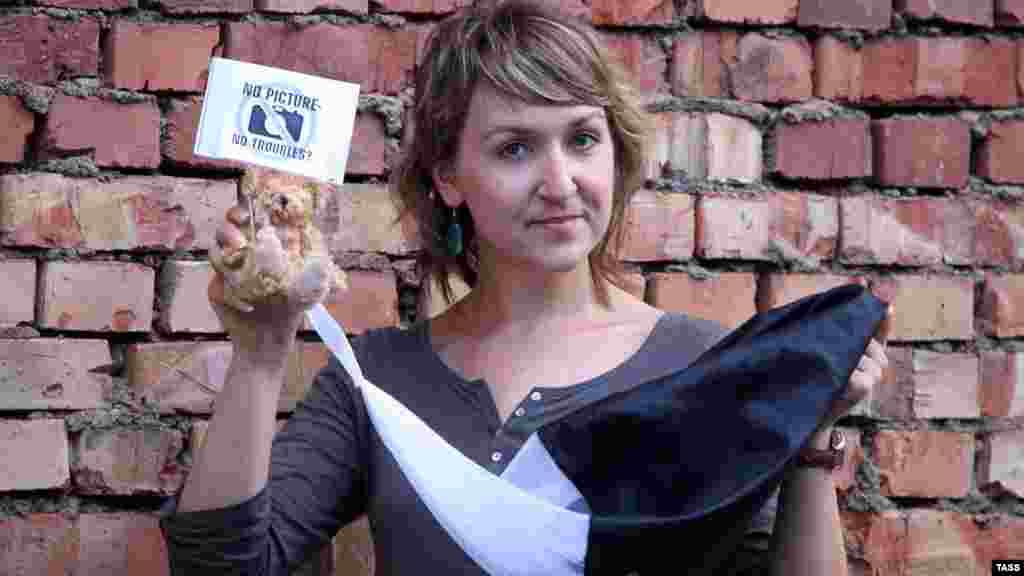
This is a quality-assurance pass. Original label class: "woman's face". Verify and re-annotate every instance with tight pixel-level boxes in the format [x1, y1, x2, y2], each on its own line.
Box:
[436, 82, 617, 275]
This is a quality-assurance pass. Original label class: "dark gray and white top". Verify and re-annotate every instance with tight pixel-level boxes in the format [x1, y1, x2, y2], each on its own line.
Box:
[159, 312, 776, 575]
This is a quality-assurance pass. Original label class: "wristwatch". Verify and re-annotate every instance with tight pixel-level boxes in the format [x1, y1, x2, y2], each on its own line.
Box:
[794, 429, 846, 471]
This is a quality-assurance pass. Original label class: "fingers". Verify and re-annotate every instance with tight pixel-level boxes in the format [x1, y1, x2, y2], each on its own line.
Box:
[844, 344, 887, 408]
[226, 203, 252, 230]
[865, 338, 889, 370]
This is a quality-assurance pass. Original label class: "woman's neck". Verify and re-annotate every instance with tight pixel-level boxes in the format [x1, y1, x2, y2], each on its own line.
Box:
[453, 255, 608, 339]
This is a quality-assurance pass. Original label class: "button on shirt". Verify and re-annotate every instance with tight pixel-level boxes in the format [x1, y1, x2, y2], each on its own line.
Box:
[160, 312, 777, 576]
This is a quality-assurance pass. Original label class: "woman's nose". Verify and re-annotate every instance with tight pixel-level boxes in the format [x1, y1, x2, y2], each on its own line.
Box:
[537, 145, 578, 199]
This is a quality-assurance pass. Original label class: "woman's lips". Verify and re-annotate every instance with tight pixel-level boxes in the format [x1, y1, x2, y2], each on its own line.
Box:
[532, 215, 582, 225]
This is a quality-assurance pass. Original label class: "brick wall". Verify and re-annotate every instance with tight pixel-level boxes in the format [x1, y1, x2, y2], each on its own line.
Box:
[1, 0, 1023, 574]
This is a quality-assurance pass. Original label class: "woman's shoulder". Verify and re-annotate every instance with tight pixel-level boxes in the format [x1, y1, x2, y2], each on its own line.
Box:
[646, 310, 730, 364]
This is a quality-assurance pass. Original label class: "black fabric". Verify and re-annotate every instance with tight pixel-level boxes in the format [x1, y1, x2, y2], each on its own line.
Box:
[536, 284, 887, 575]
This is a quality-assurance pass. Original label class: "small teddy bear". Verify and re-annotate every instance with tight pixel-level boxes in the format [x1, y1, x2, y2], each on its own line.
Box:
[209, 167, 346, 312]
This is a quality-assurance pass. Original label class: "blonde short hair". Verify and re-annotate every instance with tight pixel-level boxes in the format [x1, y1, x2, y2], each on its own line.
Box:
[390, 0, 652, 307]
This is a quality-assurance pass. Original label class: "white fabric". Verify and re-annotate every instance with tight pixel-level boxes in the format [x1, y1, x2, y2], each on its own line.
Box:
[500, 433, 588, 512]
[306, 304, 588, 576]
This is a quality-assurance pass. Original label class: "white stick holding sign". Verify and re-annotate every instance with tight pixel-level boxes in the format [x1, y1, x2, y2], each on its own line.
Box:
[194, 57, 360, 185]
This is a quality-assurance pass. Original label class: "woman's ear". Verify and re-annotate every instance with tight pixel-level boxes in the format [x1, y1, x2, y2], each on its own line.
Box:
[432, 164, 462, 208]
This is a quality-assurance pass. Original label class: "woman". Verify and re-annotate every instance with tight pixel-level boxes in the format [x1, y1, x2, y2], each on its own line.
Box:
[161, 1, 889, 574]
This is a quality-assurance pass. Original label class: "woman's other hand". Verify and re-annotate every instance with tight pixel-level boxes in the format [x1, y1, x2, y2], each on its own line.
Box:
[815, 304, 894, 439]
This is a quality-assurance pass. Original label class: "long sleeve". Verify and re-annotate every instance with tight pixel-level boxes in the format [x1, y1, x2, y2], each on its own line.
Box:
[159, 354, 371, 575]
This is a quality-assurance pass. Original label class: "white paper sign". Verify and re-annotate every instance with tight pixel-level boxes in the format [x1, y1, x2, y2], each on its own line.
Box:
[194, 57, 361, 184]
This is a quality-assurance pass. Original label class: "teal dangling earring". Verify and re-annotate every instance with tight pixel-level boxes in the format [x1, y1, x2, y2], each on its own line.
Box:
[445, 206, 463, 257]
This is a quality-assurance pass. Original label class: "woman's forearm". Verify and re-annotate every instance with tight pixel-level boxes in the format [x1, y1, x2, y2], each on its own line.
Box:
[176, 350, 287, 513]
[769, 430, 848, 576]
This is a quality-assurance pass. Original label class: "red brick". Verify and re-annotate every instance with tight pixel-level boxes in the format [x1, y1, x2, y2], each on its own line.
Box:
[862, 37, 1016, 107]
[972, 199, 1024, 267]
[979, 274, 1024, 338]
[906, 350, 980, 419]
[861, 37, 917, 103]
[872, 429, 973, 497]
[40, 0, 135, 5]
[699, 0, 798, 23]
[532, 0, 592, 20]
[870, 275, 974, 341]
[841, 195, 1024, 268]
[601, 33, 668, 95]
[979, 120, 1024, 184]
[969, 516, 1024, 574]
[374, 0, 463, 12]
[649, 112, 762, 183]
[979, 429, 1024, 498]
[0, 339, 110, 410]
[866, 346, 913, 419]
[73, 427, 184, 495]
[798, 0, 893, 30]
[368, 27, 420, 95]
[77, 514, 169, 576]
[0, 419, 70, 491]
[129, 342, 230, 414]
[997, 0, 1024, 24]
[0, 259, 35, 327]
[38, 261, 155, 332]
[616, 189, 694, 262]
[256, 0, 367, 12]
[313, 269, 400, 335]
[38, 94, 160, 169]
[872, 116, 970, 188]
[897, 0, 994, 25]
[349, 112, 391, 176]
[104, 22, 218, 92]
[592, 0, 674, 25]
[162, 97, 243, 171]
[979, 350, 1024, 418]
[128, 341, 326, 414]
[727, 33, 813, 103]
[647, 272, 757, 329]
[840, 196, 967, 266]
[773, 117, 871, 180]
[965, 37, 1018, 108]
[671, 31, 733, 98]
[225, 23, 416, 94]
[0, 95, 34, 164]
[158, 261, 220, 334]
[696, 193, 837, 263]
[0, 514, 78, 575]
[155, 0, 253, 12]
[671, 34, 707, 98]
[843, 510, 988, 575]
[0, 173, 234, 251]
[756, 273, 860, 311]
[328, 183, 419, 255]
[0, 15, 99, 84]
[814, 36, 864, 101]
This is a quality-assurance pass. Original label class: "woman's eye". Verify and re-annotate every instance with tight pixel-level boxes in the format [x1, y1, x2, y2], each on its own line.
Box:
[571, 131, 599, 151]
[499, 142, 529, 160]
